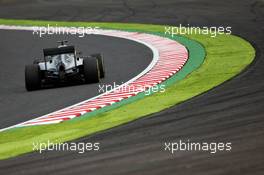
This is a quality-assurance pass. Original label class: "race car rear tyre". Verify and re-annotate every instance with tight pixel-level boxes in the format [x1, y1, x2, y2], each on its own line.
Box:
[83, 58, 100, 83]
[91, 53, 105, 78]
[25, 64, 41, 91]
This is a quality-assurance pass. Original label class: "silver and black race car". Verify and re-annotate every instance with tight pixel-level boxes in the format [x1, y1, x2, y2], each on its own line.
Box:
[25, 40, 105, 91]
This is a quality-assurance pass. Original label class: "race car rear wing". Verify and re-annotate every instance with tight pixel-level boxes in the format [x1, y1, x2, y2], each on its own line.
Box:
[43, 46, 75, 56]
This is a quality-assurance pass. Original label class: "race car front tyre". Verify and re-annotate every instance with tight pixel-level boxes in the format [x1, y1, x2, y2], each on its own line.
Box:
[25, 64, 41, 91]
[91, 53, 105, 78]
[83, 58, 100, 83]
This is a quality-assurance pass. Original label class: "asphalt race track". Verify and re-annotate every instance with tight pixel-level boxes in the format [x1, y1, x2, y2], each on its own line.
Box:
[0, 0, 264, 174]
[0, 30, 152, 128]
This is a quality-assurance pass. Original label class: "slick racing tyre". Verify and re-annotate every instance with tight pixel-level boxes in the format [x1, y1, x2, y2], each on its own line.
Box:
[25, 64, 41, 91]
[91, 53, 105, 78]
[83, 58, 100, 83]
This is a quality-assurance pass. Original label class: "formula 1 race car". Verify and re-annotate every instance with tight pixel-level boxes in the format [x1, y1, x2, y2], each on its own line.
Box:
[25, 40, 105, 91]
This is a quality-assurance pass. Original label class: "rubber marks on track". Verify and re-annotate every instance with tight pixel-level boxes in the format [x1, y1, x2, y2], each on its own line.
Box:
[0, 27, 188, 130]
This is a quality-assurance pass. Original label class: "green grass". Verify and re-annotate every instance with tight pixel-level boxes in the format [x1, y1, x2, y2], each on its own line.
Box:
[0, 19, 255, 159]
